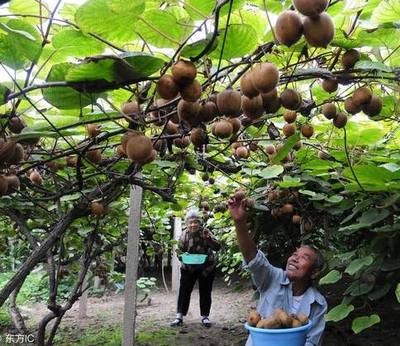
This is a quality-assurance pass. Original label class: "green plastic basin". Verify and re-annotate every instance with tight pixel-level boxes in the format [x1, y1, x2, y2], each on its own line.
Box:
[181, 253, 207, 264]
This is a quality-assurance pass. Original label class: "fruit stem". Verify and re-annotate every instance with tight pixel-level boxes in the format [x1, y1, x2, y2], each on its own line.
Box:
[263, 0, 277, 43]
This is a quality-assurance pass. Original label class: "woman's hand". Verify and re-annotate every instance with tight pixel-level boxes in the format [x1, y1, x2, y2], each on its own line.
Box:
[228, 192, 248, 223]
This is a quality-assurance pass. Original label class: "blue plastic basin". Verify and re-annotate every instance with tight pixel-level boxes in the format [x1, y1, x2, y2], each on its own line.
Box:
[181, 253, 207, 264]
[244, 320, 312, 346]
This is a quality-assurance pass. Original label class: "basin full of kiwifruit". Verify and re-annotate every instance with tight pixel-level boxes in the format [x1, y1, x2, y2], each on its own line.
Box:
[247, 308, 309, 329]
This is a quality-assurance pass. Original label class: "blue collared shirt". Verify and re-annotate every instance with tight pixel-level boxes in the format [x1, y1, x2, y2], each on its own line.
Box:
[243, 250, 327, 346]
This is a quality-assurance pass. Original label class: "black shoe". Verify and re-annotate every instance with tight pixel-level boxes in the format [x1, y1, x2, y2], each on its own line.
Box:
[170, 318, 183, 327]
[201, 317, 211, 328]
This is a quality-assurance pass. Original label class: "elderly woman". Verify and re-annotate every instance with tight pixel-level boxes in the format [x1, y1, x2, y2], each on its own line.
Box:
[170, 209, 221, 328]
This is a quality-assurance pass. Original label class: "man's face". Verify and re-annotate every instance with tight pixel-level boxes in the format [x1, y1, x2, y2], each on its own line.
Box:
[187, 219, 201, 233]
[285, 247, 317, 282]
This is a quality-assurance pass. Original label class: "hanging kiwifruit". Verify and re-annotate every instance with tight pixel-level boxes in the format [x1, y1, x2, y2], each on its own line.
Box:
[241, 95, 264, 119]
[8, 143, 24, 165]
[5, 175, 20, 194]
[29, 170, 42, 185]
[283, 123, 296, 137]
[265, 144, 276, 155]
[303, 13, 335, 48]
[292, 214, 301, 224]
[190, 127, 207, 147]
[156, 74, 179, 100]
[86, 149, 102, 164]
[251, 63, 280, 93]
[283, 110, 297, 123]
[362, 95, 382, 116]
[321, 103, 336, 119]
[281, 203, 294, 214]
[280, 89, 302, 110]
[121, 101, 140, 117]
[293, 0, 328, 17]
[235, 146, 249, 159]
[0, 140, 16, 163]
[180, 79, 202, 102]
[240, 71, 259, 98]
[293, 141, 302, 150]
[86, 124, 101, 138]
[333, 112, 347, 128]
[275, 10, 303, 46]
[90, 201, 106, 216]
[142, 149, 156, 164]
[116, 145, 126, 157]
[261, 88, 278, 104]
[121, 131, 138, 153]
[301, 124, 314, 138]
[8, 117, 26, 134]
[153, 138, 167, 152]
[321, 78, 338, 93]
[0, 175, 8, 196]
[352, 87, 372, 106]
[66, 155, 77, 167]
[171, 60, 197, 86]
[216, 90, 242, 117]
[228, 117, 242, 133]
[240, 117, 253, 127]
[177, 99, 201, 124]
[263, 96, 281, 114]
[342, 49, 360, 69]
[343, 98, 360, 116]
[126, 134, 153, 162]
[213, 120, 234, 138]
[165, 120, 178, 135]
[173, 136, 190, 149]
[198, 102, 218, 123]
[318, 150, 331, 160]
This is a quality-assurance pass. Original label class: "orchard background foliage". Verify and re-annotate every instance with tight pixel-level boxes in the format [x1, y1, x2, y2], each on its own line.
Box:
[0, 0, 399, 343]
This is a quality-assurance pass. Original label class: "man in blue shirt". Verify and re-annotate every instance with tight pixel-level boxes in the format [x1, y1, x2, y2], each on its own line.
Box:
[228, 194, 327, 346]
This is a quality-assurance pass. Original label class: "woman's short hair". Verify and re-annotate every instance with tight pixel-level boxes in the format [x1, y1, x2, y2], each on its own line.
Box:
[184, 209, 202, 225]
[303, 245, 325, 271]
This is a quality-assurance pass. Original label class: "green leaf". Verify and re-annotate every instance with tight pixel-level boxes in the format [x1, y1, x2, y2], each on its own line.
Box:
[352, 315, 380, 334]
[319, 270, 342, 285]
[345, 256, 374, 276]
[358, 208, 390, 225]
[0, 22, 35, 40]
[272, 133, 301, 164]
[185, 0, 245, 19]
[354, 60, 393, 73]
[396, 283, 400, 303]
[325, 195, 344, 204]
[258, 165, 284, 179]
[0, 84, 10, 105]
[277, 175, 305, 188]
[181, 33, 219, 58]
[371, 0, 400, 25]
[9, 0, 50, 25]
[325, 304, 354, 322]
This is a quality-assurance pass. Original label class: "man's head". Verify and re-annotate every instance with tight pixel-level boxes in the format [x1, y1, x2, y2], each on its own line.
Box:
[285, 245, 324, 283]
[185, 209, 202, 233]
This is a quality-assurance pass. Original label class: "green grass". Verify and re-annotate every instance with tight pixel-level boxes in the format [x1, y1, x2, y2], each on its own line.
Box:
[0, 307, 12, 330]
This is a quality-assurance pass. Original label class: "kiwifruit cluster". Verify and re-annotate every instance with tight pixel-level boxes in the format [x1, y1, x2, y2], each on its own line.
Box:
[121, 100, 140, 119]
[86, 124, 101, 138]
[0, 175, 20, 196]
[156, 60, 201, 102]
[240, 63, 279, 99]
[247, 308, 309, 329]
[321, 78, 338, 93]
[275, 0, 334, 48]
[342, 49, 360, 70]
[190, 127, 207, 147]
[0, 139, 25, 166]
[344, 87, 382, 117]
[231, 142, 250, 160]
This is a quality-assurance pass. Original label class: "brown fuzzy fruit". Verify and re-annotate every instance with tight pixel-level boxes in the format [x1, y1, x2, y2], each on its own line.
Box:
[116, 145, 126, 157]
[333, 112, 348, 128]
[293, 141, 302, 150]
[265, 144, 276, 155]
[86, 149, 102, 164]
[29, 170, 42, 185]
[252, 63, 280, 93]
[344, 97, 362, 115]
[190, 128, 207, 147]
[121, 101, 140, 117]
[126, 135, 153, 162]
[301, 124, 314, 138]
[321, 103, 336, 120]
[177, 99, 201, 125]
[66, 156, 77, 167]
[284, 110, 297, 123]
[8, 117, 26, 134]
[9, 143, 24, 164]
[303, 13, 335, 48]
[241, 95, 264, 119]
[283, 123, 296, 137]
[248, 310, 261, 327]
[213, 120, 234, 138]
[216, 90, 242, 117]
[5, 175, 20, 194]
[293, 0, 328, 17]
[0, 176, 8, 196]
[292, 214, 301, 224]
[171, 60, 197, 86]
[173, 136, 190, 149]
[150, 98, 169, 126]
[274, 308, 292, 328]
[236, 146, 249, 159]
[280, 89, 302, 110]
[165, 120, 179, 135]
[86, 124, 101, 138]
[90, 201, 106, 216]
[321, 78, 338, 93]
[264, 97, 281, 114]
[342, 49, 360, 69]
[352, 87, 372, 106]
[198, 102, 217, 123]
[180, 79, 202, 102]
[281, 203, 294, 214]
[0, 140, 16, 162]
[143, 149, 156, 164]
[297, 313, 309, 325]
[261, 88, 278, 104]
[275, 10, 303, 46]
[362, 95, 382, 117]
[156, 74, 179, 100]
[228, 118, 242, 133]
[240, 71, 259, 98]
[291, 318, 302, 328]
[256, 317, 281, 329]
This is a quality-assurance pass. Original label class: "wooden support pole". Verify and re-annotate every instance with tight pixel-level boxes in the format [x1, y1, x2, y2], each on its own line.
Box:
[78, 274, 89, 320]
[122, 182, 143, 346]
[171, 217, 182, 293]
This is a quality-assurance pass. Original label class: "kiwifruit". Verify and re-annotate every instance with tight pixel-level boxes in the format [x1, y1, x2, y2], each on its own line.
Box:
[252, 63, 280, 93]
[201, 173, 209, 182]
[321, 78, 338, 93]
[344, 97, 362, 114]
[303, 13, 335, 48]
[283, 123, 296, 137]
[318, 150, 331, 160]
[265, 144, 276, 155]
[0, 176, 8, 196]
[180, 79, 202, 102]
[86, 149, 102, 164]
[264, 96, 281, 114]
[296, 313, 309, 325]
[66, 155, 77, 167]
[249, 142, 258, 152]
[301, 124, 314, 138]
[165, 120, 178, 135]
[213, 120, 234, 138]
[332, 112, 347, 128]
[171, 60, 197, 86]
[121, 101, 140, 117]
[8, 117, 26, 134]
[241, 117, 253, 127]
[234, 189, 246, 201]
[5, 175, 20, 194]
[284, 110, 297, 123]
[29, 170, 42, 185]
[9, 143, 24, 164]
[153, 138, 167, 152]
[126, 135, 153, 162]
[231, 142, 241, 150]
[293, 0, 328, 17]
[198, 102, 217, 123]
[173, 136, 190, 149]
[190, 127, 207, 147]
[177, 99, 201, 124]
[292, 214, 301, 224]
[116, 145, 126, 157]
[293, 141, 302, 150]
[275, 10, 303, 46]
[142, 149, 156, 164]
[86, 124, 101, 138]
[216, 90, 242, 117]
[352, 87, 372, 106]
[280, 89, 302, 110]
[256, 317, 281, 329]
[240, 71, 259, 98]
[236, 146, 249, 159]
[0, 140, 16, 163]
[261, 88, 278, 104]
[156, 74, 179, 100]
[208, 177, 215, 184]
[342, 49, 360, 69]
[241, 95, 264, 119]
[228, 117, 242, 133]
[150, 98, 169, 126]
[46, 161, 58, 172]
[200, 201, 210, 210]
[281, 203, 294, 214]
[362, 95, 382, 116]
[321, 103, 337, 119]
[274, 308, 292, 328]
[90, 201, 106, 216]
[291, 318, 302, 328]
